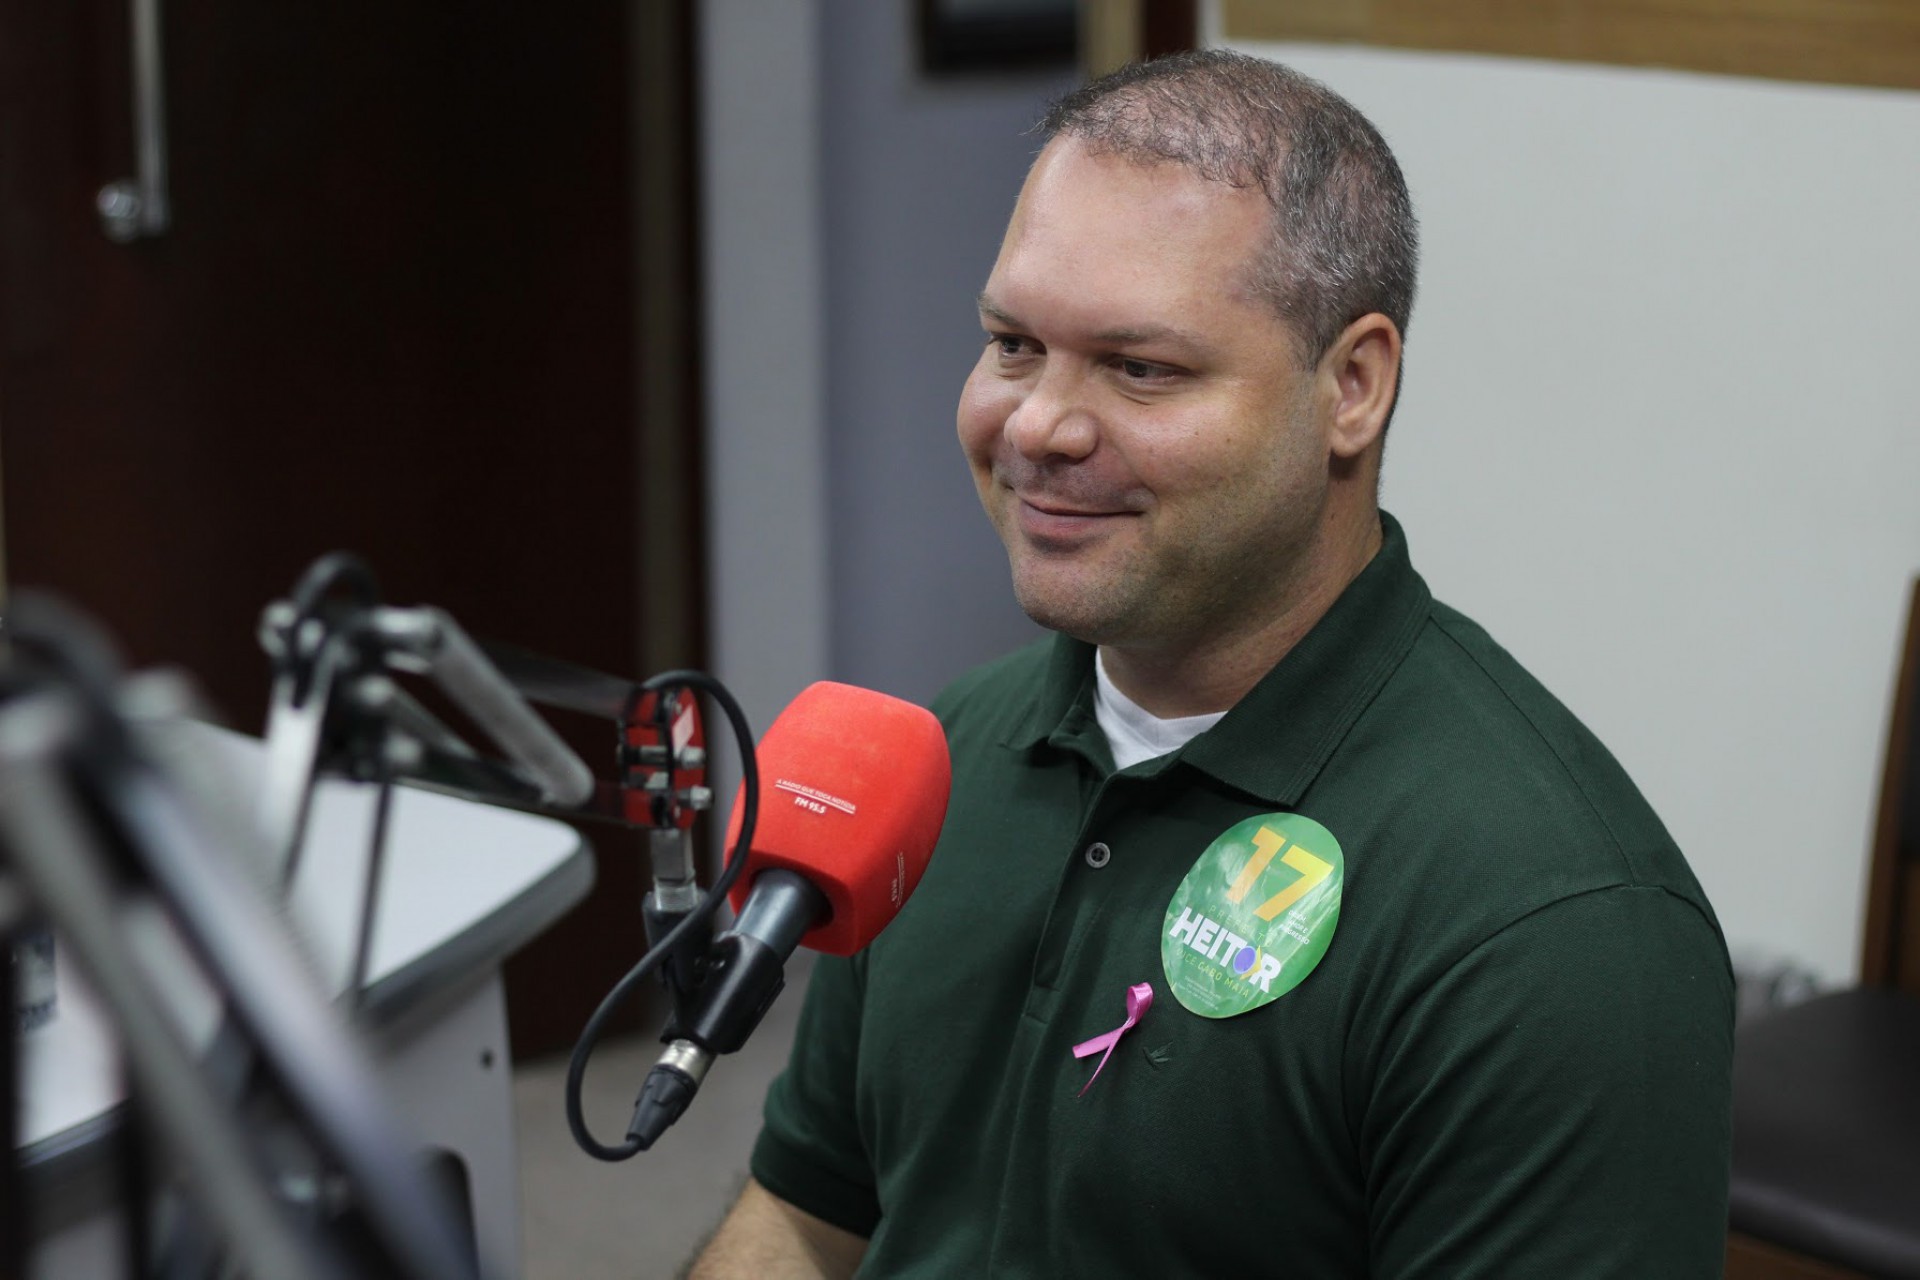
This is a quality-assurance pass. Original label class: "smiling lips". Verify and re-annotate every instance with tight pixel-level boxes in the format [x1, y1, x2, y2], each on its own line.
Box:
[1015, 495, 1136, 544]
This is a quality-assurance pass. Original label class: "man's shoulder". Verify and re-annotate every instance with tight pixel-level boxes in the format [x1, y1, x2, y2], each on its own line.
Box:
[1421, 599, 1598, 741]
[1413, 599, 1649, 817]
[1360, 596, 1706, 902]
[1311, 594, 1728, 984]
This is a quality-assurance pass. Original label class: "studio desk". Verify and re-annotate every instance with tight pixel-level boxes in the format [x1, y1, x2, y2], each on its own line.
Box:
[15, 721, 595, 1279]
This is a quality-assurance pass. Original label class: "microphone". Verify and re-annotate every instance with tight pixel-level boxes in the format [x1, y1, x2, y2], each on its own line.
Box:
[626, 681, 950, 1148]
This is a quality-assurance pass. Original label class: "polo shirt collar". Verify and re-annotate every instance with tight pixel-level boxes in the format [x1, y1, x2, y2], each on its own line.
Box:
[1003, 512, 1432, 806]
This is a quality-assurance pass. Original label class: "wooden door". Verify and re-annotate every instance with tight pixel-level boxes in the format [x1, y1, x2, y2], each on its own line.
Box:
[0, 0, 704, 1056]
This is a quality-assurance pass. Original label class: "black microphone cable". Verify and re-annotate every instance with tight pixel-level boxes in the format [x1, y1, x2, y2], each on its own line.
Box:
[564, 669, 758, 1162]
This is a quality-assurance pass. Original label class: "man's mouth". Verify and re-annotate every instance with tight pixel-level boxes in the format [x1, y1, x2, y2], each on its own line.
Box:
[1014, 495, 1135, 543]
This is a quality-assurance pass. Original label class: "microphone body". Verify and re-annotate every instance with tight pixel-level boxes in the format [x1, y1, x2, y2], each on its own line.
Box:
[628, 682, 950, 1148]
[676, 869, 830, 1054]
[629, 870, 829, 1144]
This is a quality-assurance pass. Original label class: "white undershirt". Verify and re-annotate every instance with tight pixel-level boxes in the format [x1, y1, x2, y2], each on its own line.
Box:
[1093, 649, 1227, 770]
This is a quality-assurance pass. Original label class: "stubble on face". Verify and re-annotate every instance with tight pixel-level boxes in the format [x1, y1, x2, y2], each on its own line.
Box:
[987, 446, 1147, 639]
[991, 411, 1325, 652]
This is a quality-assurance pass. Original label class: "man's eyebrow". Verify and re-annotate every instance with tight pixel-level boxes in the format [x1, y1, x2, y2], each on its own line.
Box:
[976, 294, 1019, 328]
[1090, 323, 1203, 347]
[976, 293, 1205, 350]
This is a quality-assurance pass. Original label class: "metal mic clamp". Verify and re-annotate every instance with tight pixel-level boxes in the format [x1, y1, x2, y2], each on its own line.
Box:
[643, 866, 712, 1030]
[626, 686, 713, 1019]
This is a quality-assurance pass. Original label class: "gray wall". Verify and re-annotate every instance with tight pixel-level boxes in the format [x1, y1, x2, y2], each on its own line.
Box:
[701, 0, 830, 741]
[704, 0, 1070, 732]
[819, 0, 1072, 704]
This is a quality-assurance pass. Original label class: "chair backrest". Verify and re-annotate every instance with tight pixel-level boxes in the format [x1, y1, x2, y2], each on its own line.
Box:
[1862, 578, 1920, 993]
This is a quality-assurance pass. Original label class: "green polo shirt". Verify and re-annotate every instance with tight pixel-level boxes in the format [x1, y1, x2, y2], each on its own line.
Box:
[752, 514, 1733, 1278]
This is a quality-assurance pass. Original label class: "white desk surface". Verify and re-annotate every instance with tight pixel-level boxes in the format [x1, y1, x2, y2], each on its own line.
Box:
[18, 720, 593, 1163]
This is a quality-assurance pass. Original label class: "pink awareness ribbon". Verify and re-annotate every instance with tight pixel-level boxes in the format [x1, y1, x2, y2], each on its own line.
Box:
[1072, 982, 1154, 1096]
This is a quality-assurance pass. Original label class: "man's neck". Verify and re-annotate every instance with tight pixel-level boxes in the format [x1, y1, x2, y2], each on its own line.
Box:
[1099, 511, 1384, 719]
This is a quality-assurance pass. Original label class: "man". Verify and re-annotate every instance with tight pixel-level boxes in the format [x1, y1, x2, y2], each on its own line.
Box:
[693, 50, 1731, 1278]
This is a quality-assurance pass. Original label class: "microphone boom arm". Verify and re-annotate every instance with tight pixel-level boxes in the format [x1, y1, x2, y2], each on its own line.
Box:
[369, 607, 593, 808]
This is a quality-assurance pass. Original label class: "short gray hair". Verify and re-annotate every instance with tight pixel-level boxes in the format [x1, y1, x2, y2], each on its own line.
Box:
[1038, 50, 1419, 367]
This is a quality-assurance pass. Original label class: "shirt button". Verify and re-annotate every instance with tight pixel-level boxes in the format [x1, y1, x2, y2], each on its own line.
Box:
[1084, 841, 1112, 869]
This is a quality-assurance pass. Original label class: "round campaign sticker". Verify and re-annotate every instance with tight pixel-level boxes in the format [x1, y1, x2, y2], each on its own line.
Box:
[1161, 812, 1344, 1018]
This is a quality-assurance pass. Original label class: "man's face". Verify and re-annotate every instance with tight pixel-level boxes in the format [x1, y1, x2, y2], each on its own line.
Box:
[958, 137, 1334, 654]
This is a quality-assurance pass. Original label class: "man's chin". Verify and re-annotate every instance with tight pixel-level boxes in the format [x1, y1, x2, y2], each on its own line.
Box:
[1010, 575, 1138, 647]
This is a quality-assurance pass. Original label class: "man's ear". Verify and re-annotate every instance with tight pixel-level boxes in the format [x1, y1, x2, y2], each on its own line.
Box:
[1319, 313, 1402, 460]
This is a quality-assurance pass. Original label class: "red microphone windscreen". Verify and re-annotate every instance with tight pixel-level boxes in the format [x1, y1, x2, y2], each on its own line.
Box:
[724, 682, 950, 956]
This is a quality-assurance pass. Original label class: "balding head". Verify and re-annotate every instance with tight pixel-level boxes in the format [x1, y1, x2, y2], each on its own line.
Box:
[1037, 50, 1419, 369]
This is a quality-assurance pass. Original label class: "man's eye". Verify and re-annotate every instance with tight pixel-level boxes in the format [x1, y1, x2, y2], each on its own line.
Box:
[1117, 357, 1170, 381]
[992, 334, 1033, 358]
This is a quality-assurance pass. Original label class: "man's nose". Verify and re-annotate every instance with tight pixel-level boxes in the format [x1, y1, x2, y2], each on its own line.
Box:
[1004, 365, 1098, 462]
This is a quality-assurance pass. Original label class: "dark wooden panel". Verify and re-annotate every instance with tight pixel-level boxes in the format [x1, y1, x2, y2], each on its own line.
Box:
[1727, 1230, 1873, 1280]
[1143, 0, 1200, 59]
[0, 1, 705, 1057]
[1220, 0, 1920, 91]
[1864, 580, 1920, 991]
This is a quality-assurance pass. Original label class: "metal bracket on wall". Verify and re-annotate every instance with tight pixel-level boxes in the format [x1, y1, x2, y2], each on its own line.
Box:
[97, 0, 170, 243]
